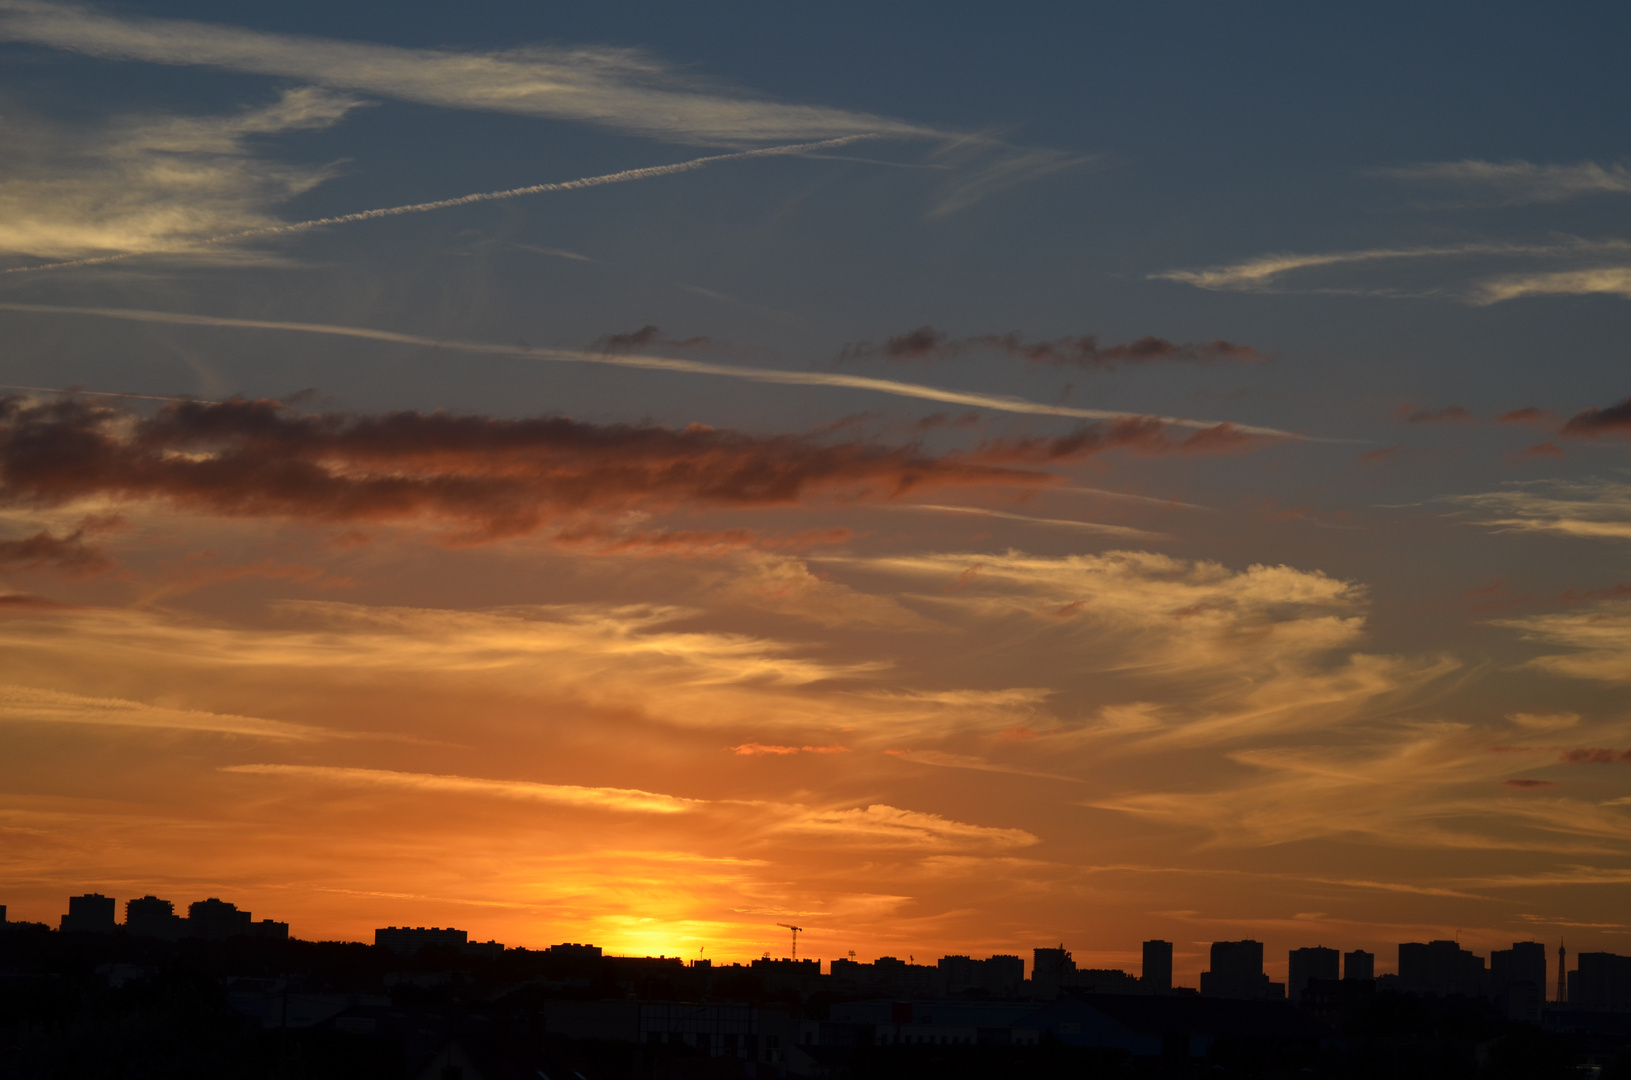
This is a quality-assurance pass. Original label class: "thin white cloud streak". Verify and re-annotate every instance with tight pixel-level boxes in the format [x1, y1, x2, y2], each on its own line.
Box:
[0, 382, 207, 403]
[0, 0, 935, 145]
[1471, 267, 1631, 304]
[223, 763, 700, 814]
[1, 137, 874, 276]
[0, 684, 327, 740]
[1446, 480, 1631, 543]
[1493, 609, 1631, 685]
[0, 302, 1312, 437]
[1379, 160, 1631, 205]
[783, 803, 1039, 849]
[885, 748, 1083, 783]
[928, 148, 1095, 217]
[1092, 729, 1620, 851]
[889, 503, 1163, 538]
[1154, 239, 1631, 294]
[1061, 486, 1206, 510]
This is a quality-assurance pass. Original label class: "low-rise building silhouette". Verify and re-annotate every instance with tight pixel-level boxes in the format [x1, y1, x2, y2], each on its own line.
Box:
[61, 893, 116, 934]
[375, 926, 468, 953]
[937, 953, 1024, 996]
[1343, 949, 1374, 981]
[829, 956, 938, 996]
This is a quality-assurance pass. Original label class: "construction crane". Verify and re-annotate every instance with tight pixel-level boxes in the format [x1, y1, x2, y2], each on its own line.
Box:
[777, 923, 804, 960]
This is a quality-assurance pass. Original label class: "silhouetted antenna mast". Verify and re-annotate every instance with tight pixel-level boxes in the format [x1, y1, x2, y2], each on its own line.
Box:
[777, 923, 804, 960]
[1558, 939, 1567, 1004]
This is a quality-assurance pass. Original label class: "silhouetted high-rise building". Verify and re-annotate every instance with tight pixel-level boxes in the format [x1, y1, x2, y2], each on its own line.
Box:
[1288, 946, 1340, 1000]
[126, 896, 186, 940]
[1343, 949, 1374, 981]
[1490, 942, 1547, 1022]
[1032, 946, 1076, 995]
[188, 898, 252, 940]
[1201, 940, 1280, 1000]
[1141, 940, 1173, 992]
[0, 903, 6, 924]
[1398, 940, 1486, 997]
[1570, 952, 1631, 1010]
[376, 926, 468, 953]
[61, 893, 115, 934]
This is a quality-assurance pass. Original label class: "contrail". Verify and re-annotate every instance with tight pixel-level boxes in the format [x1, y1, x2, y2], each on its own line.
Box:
[0, 302, 1316, 439]
[0, 135, 876, 277]
[0, 381, 213, 403]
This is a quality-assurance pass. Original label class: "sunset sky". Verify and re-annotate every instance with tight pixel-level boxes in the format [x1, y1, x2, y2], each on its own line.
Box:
[2, 1, 1630, 987]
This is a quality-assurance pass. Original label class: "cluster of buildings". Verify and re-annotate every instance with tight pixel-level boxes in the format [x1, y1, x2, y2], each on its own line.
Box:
[12, 892, 1631, 1018]
[25, 892, 289, 941]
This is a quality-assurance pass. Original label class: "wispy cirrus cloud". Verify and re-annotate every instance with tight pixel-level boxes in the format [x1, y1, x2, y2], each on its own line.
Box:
[3, 136, 874, 275]
[837, 548, 1456, 747]
[223, 763, 702, 814]
[0, 86, 360, 260]
[926, 147, 1096, 217]
[1095, 728, 1631, 851]
[783, 803, 1039, 849]
[1471, 267, 1631, 303]
[1494, 606, 1631, 685]
[887, 503, 1161, 539]
[1155, 238, 1631, 305]
[1446, 479, 1631, 543]
[1378, 159, 1631, 206]
[0, 684, 330, 740]
[0, 0, 932, 146]
[0, 304, 1311, 436]
[884, 748, 1082, 783]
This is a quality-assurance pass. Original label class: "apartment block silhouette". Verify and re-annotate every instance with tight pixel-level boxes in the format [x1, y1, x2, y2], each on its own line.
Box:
[60, 893, 116, 934]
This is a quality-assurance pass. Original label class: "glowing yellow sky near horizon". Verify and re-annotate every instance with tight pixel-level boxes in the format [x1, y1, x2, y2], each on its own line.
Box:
[2, 492, 1629, 983]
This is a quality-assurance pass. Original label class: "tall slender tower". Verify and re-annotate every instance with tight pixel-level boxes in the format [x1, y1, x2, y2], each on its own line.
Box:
[1557, 940, 1567, 1004]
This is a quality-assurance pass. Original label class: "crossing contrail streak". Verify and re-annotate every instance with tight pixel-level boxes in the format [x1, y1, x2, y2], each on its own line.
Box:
[0, 136, 876, 277]
[0, 302, 1320, 440]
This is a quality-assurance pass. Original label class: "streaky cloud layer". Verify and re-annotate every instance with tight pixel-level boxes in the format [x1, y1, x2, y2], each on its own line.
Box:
[0, 305, 1313, 438]
[0, 0, 936, 145]
[222, 763, 702, 814]
[1, 136, 877, 274]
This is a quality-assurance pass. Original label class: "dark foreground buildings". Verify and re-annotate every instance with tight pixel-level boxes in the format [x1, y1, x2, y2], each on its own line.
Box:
[47, 891, 291, 942]
[4, 895, 1631, 1077]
